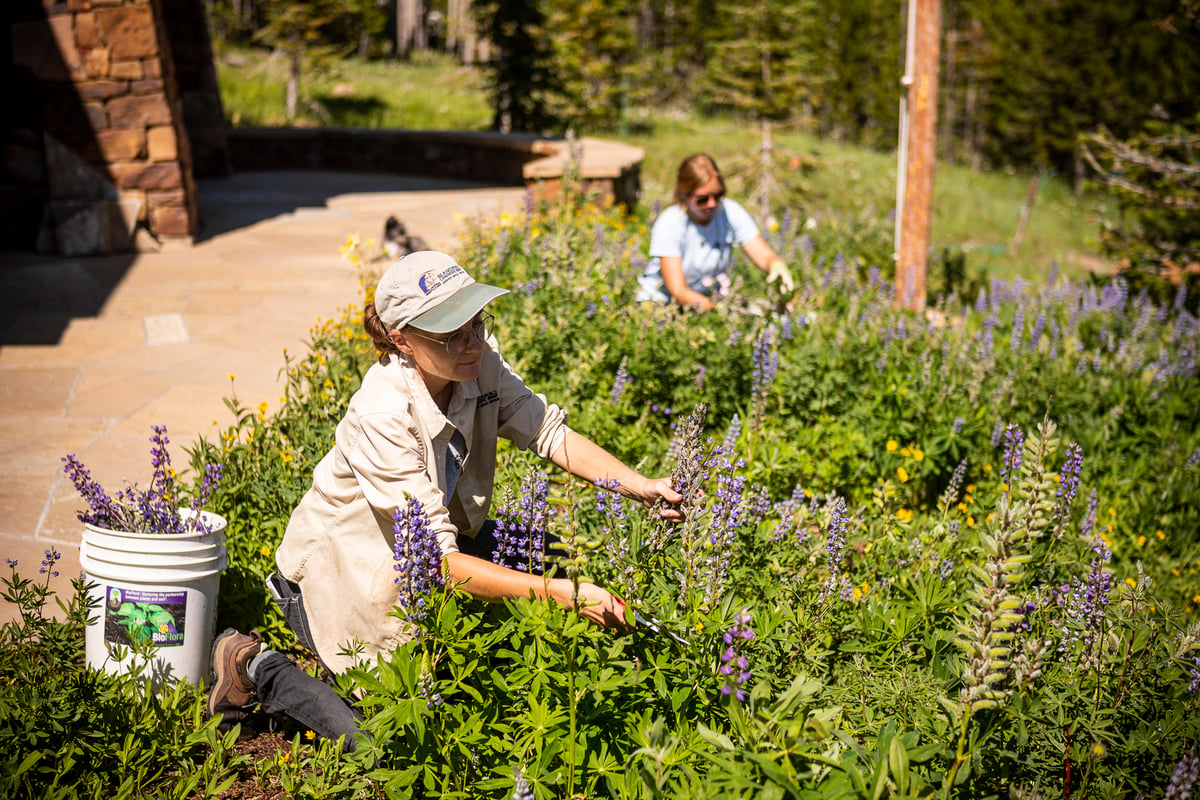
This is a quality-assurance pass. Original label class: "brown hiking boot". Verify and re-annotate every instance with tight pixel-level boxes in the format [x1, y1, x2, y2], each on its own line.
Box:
[207, 628, 264, 731]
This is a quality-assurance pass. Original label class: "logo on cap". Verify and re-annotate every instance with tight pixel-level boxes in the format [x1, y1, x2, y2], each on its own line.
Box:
[417, 264, 467, 295]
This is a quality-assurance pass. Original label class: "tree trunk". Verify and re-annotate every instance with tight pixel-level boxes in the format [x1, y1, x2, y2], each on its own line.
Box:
[286, 47, 300, 121]
[396, 0, 419, 56]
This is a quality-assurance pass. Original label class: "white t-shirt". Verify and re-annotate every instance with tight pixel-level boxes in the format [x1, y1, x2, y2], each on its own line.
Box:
[637, 198, 760, 303]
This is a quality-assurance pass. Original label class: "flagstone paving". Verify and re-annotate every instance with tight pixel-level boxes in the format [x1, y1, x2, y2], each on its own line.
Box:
[0, 171, 527, 624]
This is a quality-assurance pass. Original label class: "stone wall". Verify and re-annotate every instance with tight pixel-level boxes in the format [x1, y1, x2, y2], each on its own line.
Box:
[4, 0, 225, 255]
[228, 129, 644, 211]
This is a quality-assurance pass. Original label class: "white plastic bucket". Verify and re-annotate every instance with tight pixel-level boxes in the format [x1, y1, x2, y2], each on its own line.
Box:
[80, 510, 227, 688]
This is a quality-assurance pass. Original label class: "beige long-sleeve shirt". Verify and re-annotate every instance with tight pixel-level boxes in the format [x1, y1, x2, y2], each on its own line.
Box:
[276, 338, 570, 673]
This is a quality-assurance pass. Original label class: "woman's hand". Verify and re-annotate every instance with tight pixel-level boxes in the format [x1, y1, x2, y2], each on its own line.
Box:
[549, 579, 630, 629]
[635, 477, 686, 522]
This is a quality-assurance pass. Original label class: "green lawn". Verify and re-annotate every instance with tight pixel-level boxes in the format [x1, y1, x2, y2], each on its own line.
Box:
[215, 45, 1108, 283]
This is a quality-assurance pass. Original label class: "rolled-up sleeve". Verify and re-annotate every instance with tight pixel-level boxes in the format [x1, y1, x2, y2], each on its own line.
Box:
[494, 353, 570, 459]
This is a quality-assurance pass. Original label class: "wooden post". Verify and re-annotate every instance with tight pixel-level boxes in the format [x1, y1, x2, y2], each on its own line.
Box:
[896, 0, 941, 312]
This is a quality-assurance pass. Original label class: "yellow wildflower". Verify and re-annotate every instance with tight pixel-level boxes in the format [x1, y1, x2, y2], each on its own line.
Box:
[983, 464, 993, 473]
[900, 446, 911, 457]
[1091, 742, 1107, 759]
[1193, 594, 1200, 604]
[1136, 535, 1147, 547]
[1126, 578, 1137, 589]
[956, 502, 968, 513]
[227, 373, 236, 381]
[260, 546, 271, 557]
[1156, 529, 1165, 540]
[886, 439, 898, 452]
[1108, 507, 1117, 517]
[897, 467, 909, 483]
[912, 448, 924, 461]
[966, 516, 975, 527]
[966, 484, 976, 493]
[305, 730, 316, 741]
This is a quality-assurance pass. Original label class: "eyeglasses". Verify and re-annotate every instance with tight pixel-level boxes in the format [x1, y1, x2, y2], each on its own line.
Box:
[408, 312, 494, 355]
[690, 190, 725, 206]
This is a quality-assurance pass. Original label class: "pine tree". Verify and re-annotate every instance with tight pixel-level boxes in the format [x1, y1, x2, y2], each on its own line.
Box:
[253, 0, 345, 121]
[542, 0, 640, 130]
[701, 0, 821, 217]
[473, 0, 559, 132]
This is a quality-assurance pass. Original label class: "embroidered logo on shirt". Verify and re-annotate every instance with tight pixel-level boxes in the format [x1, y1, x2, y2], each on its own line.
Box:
[477, 390, 499, 407]
[417, 264, 467, 295]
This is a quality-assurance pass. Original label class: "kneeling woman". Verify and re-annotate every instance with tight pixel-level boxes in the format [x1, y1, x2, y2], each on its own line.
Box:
[207, 250, 683, 749]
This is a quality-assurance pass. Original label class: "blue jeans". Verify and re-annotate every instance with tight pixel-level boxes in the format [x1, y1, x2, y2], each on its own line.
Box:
[252, 523, 543, 751]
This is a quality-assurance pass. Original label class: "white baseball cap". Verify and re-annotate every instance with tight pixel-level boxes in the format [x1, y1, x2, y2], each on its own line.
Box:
[374, 251, 508, 333]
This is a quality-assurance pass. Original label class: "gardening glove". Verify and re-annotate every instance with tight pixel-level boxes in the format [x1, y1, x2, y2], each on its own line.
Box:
[767, 259, 794, 293]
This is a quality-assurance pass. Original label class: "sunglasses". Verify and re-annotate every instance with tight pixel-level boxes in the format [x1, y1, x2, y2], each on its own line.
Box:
[690, 190, 725, 206]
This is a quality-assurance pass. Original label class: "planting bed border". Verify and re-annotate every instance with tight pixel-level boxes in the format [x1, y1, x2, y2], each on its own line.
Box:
[226, 128, 644, 210]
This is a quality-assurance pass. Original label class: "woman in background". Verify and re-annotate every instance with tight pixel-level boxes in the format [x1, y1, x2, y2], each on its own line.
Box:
[637, 153, 793, 312]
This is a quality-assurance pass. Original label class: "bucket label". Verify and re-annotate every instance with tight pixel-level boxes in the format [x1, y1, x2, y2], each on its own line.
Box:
[104, 586, 187, 648]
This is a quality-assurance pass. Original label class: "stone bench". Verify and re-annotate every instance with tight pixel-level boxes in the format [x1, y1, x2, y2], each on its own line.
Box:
[226, 128, 644, 210]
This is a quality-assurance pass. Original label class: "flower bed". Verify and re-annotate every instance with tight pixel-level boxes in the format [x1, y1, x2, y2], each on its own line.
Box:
[4, 197, 1197, 798]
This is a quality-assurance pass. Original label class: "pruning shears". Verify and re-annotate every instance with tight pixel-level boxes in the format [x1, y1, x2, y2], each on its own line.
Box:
[630, 607, 691, 647]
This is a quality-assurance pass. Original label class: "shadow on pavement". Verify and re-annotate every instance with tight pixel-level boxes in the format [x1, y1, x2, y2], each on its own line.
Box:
[0, 170, 510, 346]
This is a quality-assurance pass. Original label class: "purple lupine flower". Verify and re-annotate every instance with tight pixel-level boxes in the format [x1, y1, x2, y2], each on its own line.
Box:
[493, 467, 550, 573]
[1187, 448, 1200, 469]
[1164, 752, 1199, 800]
[1010, 306, 1025, 352]
[700, 418, 748, 601]
[62, 453, 122, 528]
[824, 496, 849, 573]
[951, 416, 964, 435]
[750, 330, 778, 426]
[769, 485, 807, 544]
[940, 459, 968, 509]
[939, 559, 954, 580]
[1080, 489, 1099, 539]
[189, 462, 224, 532]
[1000, 424, 1025, 485]
[1174, 281, 1188, 312]
[991, 419, 1005, 448]
[392, 496, 445, 624]
[40, 548, 61, 578]
[418, 670, 444, 709]
[1188, 656, 1200, 694]
[718, 609, 755, 701]
[512, 767, 535, 800]
[4, 558, 16, 569]
[1028, 310, 1046, 352]
[780, 315, 793, 340]
[610, 356, 633, 405]
[1057, 443, 1084, 505]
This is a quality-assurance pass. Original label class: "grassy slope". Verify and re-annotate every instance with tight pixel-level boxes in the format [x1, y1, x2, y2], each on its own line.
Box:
[215, 45, 1107, 283]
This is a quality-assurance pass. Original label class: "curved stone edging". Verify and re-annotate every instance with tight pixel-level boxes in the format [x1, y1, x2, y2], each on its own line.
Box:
[226, 128, 644, 210]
